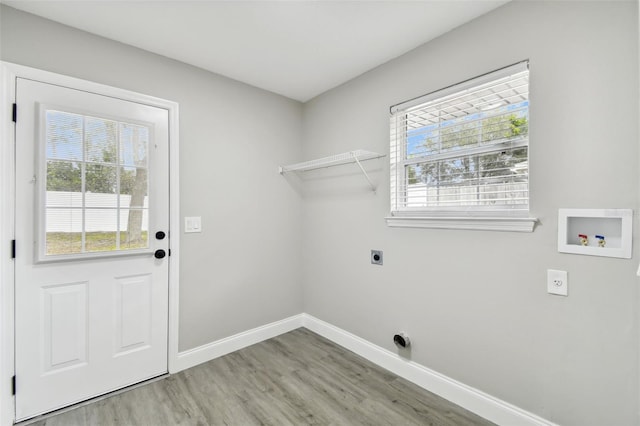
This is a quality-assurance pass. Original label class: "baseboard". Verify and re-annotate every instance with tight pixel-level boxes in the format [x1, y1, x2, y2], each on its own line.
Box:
[301, 314, 557, 426]
[173, 314, 304, 372]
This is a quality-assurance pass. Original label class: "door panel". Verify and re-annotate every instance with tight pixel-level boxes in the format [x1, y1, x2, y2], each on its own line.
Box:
[114, 274, 152, 354]
[42, 282, 88, 372]
[15, 78, 170, 421]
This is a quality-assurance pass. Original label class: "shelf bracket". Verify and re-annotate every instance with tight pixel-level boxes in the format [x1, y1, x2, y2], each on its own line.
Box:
[351, 152, 376, 192]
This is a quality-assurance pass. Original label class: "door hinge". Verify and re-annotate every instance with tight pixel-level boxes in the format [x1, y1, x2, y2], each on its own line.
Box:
[12, 103, 16, 123]
[11, 376, 15, 396]
[11, 240, 15, 259]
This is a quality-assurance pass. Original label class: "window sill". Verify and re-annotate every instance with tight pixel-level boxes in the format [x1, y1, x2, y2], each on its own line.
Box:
[385, 216, 538, 232]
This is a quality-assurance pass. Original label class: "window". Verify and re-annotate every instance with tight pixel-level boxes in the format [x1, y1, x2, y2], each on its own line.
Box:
[388, 61, 535, 231]
[42, 109, 150, 258]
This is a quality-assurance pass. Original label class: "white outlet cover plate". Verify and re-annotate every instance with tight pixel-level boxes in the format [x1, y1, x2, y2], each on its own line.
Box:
[547, 269, 568, 296]
[185, 216, 202, 233]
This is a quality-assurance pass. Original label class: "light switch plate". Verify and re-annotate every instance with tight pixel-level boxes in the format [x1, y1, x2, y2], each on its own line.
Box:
[185, 216, 202, 233]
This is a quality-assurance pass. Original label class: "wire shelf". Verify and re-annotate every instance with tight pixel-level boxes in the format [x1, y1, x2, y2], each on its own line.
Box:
[278, 150, 386, 192]
[279, 150, 385, 174]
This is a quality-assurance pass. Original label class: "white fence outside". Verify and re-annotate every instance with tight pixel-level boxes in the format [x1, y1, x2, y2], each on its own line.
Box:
[406, 182, 528, 207]
[46, 191, 149, 232]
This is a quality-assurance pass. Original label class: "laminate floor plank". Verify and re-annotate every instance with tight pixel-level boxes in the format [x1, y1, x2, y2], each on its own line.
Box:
[29, 328, 494, 426]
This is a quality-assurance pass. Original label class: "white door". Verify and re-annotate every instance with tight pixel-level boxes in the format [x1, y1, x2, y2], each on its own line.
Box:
[14, 78, 170, 421]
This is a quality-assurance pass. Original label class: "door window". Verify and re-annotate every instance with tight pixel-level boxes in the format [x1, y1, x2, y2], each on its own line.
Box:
[42, 109, 150, 259]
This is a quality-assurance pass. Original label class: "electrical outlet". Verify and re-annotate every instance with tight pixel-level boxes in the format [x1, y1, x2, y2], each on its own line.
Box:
[547, 269, 568, 296]
[371, 250, 383, 265]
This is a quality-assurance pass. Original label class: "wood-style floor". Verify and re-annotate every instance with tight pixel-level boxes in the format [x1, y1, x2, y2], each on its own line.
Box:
[31, 328, 494, 425]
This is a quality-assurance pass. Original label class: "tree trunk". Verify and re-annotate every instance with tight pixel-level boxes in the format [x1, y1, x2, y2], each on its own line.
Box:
[126, 168, 147, 244]
[125, 126, 147, 245]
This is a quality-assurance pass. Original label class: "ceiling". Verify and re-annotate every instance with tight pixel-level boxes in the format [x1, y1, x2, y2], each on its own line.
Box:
[2, 0, 509, 102]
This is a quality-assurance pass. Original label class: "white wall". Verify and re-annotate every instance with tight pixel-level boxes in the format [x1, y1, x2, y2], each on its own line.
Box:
[301, 1, 639, 425]
[0, 5, 304, 351]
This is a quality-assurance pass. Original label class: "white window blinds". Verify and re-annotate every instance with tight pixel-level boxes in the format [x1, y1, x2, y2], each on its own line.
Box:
[390, 61, 529, 217]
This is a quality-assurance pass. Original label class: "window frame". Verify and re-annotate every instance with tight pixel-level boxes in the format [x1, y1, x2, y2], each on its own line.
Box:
[36, 104, 155, 262]
[386, 61, 537, 232]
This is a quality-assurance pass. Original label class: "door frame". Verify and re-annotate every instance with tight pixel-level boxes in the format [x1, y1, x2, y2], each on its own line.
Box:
[0, 61, 181, 425]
